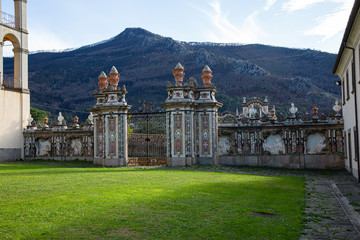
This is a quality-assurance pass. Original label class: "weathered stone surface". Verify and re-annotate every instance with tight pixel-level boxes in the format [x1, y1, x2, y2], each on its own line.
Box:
[0, 148, 21, 161]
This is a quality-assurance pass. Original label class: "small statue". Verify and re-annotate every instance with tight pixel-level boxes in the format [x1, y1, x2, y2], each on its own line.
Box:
[333, 101, 342, 116]
[289, 103, 298, 118]
[58, 112, 64, 125]
[248, 104, 257, 118]
[27, 114, 33, 126]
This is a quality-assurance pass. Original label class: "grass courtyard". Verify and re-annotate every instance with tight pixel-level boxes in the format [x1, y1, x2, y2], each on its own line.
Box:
[0, 161, 305, 239]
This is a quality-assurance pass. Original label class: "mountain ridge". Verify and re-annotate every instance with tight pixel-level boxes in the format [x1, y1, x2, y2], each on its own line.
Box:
[3, 27, 340, 120]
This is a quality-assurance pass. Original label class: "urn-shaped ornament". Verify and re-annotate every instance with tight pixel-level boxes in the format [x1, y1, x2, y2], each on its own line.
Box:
[201, 65, 213, 87]
[108, 66, 120, 90]
[98, 71, 108, 92]
[172, 63, 185, 86]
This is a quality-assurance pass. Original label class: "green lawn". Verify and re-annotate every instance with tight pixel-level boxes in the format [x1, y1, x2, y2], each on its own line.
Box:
[0, 162, 305, 239]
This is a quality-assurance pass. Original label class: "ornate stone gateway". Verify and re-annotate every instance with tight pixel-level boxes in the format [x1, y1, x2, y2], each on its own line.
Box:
[127, 106, 167, 166]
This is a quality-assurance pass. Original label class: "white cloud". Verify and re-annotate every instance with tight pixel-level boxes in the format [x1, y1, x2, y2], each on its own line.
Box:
[282, 0, 325, 12]
[304, 0, 353, 41]
[264, 0, 277, 11]
[198, 0, 264, 44]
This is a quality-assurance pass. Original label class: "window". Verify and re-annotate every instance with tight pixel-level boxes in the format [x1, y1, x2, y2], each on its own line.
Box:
[354, 127, 359, 162]
[352, 60, 355, 94]
[344, 130, 347, 158]
[348, 130, 352, 169]
[342, 77, 346, 105]
[346, 69, 350, 100]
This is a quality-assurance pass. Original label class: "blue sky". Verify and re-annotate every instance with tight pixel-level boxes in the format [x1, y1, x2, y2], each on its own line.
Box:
[1, 0, 355, 56]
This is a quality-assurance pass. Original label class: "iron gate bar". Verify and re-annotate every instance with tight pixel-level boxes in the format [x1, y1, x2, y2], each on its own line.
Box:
[127, 111, 166, 166]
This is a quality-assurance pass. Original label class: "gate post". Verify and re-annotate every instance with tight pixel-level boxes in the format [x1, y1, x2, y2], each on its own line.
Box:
[90, 67, 131, 167]
[162, 64, 222, 166]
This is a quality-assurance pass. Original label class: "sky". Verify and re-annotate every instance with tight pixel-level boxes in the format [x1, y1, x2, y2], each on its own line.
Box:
[1, 0, 355, 56]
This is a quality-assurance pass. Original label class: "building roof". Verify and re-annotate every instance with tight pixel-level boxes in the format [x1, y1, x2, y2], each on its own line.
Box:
[333, 0, 360, 74]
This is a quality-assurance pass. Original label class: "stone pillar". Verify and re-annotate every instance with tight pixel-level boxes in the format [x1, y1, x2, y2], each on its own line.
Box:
[162, 64, 222, 166]
[90, 67, 131, 167]
[14, 0, 27, 31]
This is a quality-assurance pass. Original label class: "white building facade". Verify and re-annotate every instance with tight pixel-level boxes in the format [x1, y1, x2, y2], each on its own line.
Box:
[333, 1, 360, 180]
[0, 0, 30, 161]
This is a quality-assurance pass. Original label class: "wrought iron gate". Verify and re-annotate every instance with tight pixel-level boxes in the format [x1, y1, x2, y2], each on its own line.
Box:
[127, 101, 167, 166]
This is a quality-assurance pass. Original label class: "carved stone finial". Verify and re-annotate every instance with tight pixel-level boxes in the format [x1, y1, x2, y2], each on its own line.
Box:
[243, 97, 247, 103]
[109, 66, 120, 90]
[121, 84, 127, 92]
[269, 106, 276, 118]
[172, 63, 185, 86]
[74, 116, 80, 128]
[312, 106, 319, 118]
[304, 112, 310, 121]
[320, 113, 327, 120]
[43, 116, 49, 128]
[201, 65, 213, 87]
[98, 71, 108, 92]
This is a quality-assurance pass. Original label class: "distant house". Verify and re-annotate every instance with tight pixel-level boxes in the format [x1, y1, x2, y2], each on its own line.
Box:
[333, 0, 360, 181]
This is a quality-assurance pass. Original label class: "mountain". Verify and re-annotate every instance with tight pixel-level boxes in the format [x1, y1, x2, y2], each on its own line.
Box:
[3, 28, 340, 121]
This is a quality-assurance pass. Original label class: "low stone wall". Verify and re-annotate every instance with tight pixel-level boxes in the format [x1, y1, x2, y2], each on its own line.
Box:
[218, 113, 344, 169]
[23, 125, 94, 161]
[219, 154, 344, 169]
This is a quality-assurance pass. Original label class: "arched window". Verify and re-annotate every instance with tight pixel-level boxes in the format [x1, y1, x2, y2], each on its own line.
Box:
[2, 33, 20, 89]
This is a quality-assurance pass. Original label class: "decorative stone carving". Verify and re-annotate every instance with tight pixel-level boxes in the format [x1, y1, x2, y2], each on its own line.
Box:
[43, 116, 49, 128]
[201, 65, 213, 87]
[98, 71, 108, 92]
[73, 116, 79, 128]
[307, 133, 326, 154]
[27, 114, 33, 127]
[333, 101, 341, 116]
[172, 63, 185, 86]
[248, 104, 257, 118]
[109, 66, 120, 90]
[269, 106, 276, 119]
[38, 140, 51, 156]
[263, 135, 285, 155]
[218, 136, 231, 156]
[312, 106, 318, 118]
[289, 103, 298, 118]
[71, 139, 82, 156]
[88, 113, 94, 124]
[188, 77, 199, 88]
[277, 113, 284, 122]
[304, 112, 310, 121]
[320, 113, 327, 121]
[57, 112, 64, 125]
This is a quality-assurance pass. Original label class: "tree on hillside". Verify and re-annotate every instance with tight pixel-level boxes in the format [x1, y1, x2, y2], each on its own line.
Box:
[30, 107, 48, 122]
